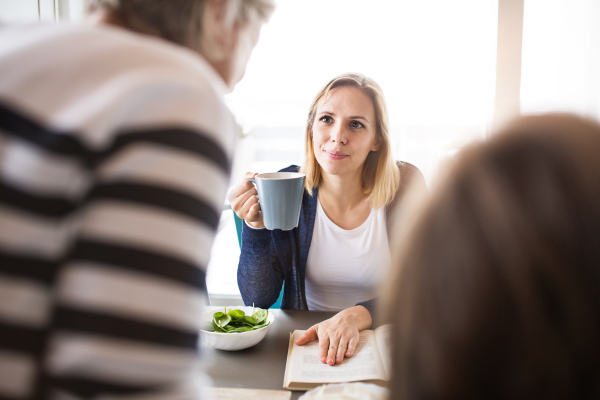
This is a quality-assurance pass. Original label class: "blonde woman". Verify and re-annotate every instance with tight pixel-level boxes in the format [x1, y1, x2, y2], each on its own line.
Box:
[229, 73, 425, 366]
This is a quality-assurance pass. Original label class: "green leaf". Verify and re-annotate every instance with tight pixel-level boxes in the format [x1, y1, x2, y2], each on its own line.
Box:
[252, 309, 268, 324]
[230, 326, 254, 333]
[208, 307, 269, 334]
[253, 321, 270, 330]
[211, 321, 227, 333]
[213, 312, 231, 328]
[228, 309, 245, 319]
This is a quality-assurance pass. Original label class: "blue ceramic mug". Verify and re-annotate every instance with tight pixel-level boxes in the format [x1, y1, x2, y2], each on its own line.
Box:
[247, 172, 306, 230]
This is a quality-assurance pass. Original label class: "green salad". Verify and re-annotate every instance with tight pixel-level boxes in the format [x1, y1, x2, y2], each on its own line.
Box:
[205, 306, 270, 333]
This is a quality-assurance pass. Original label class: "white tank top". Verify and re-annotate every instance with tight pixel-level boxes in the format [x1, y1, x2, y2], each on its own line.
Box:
[305, 199, 391, 311]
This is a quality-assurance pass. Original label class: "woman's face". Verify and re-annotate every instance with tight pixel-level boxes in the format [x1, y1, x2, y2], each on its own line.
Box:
[312, 86, 380, 179]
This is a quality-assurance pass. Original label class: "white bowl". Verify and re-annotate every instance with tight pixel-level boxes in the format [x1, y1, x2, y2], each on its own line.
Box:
[200, 307, 275, 351]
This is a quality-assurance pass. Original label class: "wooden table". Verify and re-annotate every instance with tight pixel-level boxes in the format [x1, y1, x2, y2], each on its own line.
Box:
[200, 309, 337, 400]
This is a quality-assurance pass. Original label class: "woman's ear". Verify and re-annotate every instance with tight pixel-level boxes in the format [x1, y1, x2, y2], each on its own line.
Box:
[371, 135, 382, 152]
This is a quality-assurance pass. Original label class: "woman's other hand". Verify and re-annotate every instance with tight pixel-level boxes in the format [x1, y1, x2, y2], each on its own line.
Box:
[295, 306, 373, 365]
[227, 172, 265, 228]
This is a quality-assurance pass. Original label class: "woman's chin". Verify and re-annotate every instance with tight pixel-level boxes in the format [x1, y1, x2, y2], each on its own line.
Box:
[318, 162, 355, 177]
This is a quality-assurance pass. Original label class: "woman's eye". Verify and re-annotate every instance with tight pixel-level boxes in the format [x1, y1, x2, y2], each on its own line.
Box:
[319, 116, 333, 123]
[350, 121, 364, 129]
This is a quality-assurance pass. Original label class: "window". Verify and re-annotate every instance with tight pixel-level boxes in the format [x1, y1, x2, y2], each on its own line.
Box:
[0, 0, 85, 23]
[521, 0, 600, 119]
[0, 0, 40, 22]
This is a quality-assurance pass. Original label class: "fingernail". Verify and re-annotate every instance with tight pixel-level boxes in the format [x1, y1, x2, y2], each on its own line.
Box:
[327, 358, 333, 364]
[320, 356, 326, 363]
[337, 357, 342, 363]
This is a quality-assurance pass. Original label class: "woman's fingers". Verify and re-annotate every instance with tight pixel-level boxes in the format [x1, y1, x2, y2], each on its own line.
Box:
[346, 337, 358, 358]
[326, 337, 340, 365]
[295, 325, 318, 346]
[231, 186, 257, 213]
[336, 341, 348, 364]
[228, 171, 264, 223]
[227, 172, 265, 227]
[318, 336, 330, 364]
[237, 190, 260, 218]
[298, 307, 369, 366]
[244, 202, 265, 228]
[227, 172, 257, 202]
[247, 203, 262, 221]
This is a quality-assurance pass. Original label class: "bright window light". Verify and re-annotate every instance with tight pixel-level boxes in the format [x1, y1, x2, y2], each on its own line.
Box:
[521, 0, 600, 119]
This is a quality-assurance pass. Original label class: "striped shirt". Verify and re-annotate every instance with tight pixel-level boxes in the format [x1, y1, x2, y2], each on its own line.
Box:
[0, 23, 237, 399]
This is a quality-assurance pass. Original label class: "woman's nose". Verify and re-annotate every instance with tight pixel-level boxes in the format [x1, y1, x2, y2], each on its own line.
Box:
[331, 124, 347, 144]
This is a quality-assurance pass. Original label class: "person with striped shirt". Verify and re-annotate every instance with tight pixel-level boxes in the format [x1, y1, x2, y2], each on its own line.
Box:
[0, 0, 274, 399]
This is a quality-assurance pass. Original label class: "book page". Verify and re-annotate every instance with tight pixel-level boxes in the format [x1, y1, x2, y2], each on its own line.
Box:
[287, 330, 387, 384]
[373, 324, 392, 380]
[206, 388, 291, 400]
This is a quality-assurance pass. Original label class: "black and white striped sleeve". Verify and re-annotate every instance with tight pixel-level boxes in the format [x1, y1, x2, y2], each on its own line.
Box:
[44, 107, 234, 397]
[0, 24, 239, 400]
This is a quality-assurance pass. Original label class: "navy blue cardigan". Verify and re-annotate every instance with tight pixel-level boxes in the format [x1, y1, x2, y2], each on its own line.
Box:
[237, 163, 425, 326]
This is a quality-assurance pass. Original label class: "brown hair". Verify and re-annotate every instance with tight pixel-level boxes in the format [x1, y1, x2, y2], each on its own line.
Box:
[386, 114, 600, 399]
[300, 73, 399, 209]
[87, 0, 274, 53]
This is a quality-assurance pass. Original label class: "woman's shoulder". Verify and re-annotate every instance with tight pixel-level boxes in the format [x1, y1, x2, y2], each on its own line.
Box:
[396, 161, 426, 190]
[386, 161, 427, 213]
[278, 165, 301, 173]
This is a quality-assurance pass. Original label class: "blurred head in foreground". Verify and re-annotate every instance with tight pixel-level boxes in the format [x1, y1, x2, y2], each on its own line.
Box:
[87, 0, 274, 89]
[387, 114, 600, 399]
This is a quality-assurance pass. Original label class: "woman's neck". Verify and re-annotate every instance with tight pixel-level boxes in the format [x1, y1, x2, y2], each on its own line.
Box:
[319, 170, 368, 211]
[318, 170, 372, 230]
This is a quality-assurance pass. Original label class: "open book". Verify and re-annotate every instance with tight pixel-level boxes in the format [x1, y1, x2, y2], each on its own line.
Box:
[283, 324, 392, 391]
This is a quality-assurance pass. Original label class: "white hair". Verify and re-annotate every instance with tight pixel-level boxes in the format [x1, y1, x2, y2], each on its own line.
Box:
[88, 0, 275, 57]
[199, 0, 274, 61]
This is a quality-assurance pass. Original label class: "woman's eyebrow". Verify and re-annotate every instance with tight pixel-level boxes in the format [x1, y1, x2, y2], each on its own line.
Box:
[349, 115, 371, 125]
[317, 111, 371, 124]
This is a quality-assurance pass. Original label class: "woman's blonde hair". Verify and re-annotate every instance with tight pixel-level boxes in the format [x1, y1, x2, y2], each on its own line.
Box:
[300, 73, 400, 209]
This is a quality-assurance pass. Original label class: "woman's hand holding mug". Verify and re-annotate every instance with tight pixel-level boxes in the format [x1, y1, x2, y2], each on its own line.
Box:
[230, 171, 305, 230]
[228, 172, 265, 228]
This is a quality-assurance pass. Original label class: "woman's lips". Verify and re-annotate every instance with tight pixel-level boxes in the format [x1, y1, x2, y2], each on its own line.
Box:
[325, 150, 348, 160]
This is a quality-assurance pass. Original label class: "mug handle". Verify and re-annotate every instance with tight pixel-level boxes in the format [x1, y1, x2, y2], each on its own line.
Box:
[246, 178, 259, 202]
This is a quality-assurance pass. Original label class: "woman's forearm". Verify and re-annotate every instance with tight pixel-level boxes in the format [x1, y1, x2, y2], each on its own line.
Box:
[237, 225, 284, 307]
